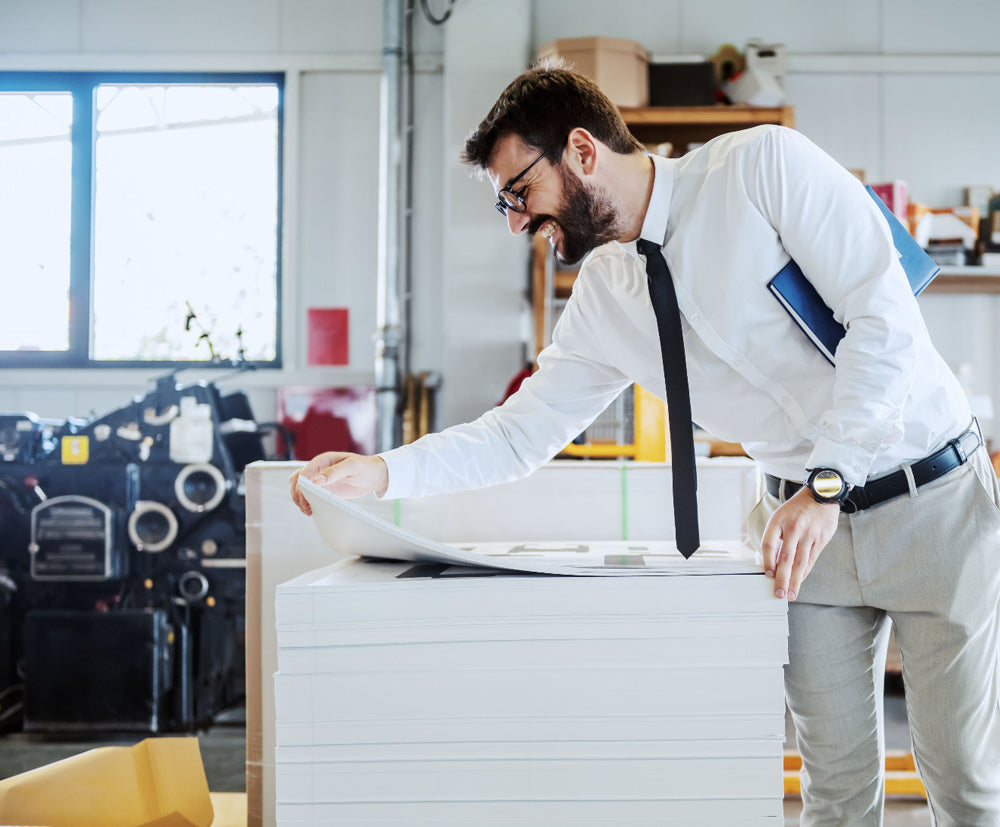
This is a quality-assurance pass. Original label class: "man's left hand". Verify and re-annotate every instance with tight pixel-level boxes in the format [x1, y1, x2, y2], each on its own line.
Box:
[761, 487, 840, 601]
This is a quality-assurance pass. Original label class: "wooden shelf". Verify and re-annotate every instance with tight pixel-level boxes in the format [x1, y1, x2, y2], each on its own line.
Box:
[553, 271, 576, 298]
[619, 104, 795, 146]
[619, 104, 795, 127]
[923, 269, 1000, 294]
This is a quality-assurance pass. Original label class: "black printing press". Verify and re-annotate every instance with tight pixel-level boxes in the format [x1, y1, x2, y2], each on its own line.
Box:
[0, 371, 282, 733]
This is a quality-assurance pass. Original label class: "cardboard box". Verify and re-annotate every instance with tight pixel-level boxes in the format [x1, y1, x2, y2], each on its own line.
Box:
[965, 184, 994, 217]
[537, 36, 649, 107]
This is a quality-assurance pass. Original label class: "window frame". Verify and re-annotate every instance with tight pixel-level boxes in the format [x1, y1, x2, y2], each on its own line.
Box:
[0, 70, 284, 369]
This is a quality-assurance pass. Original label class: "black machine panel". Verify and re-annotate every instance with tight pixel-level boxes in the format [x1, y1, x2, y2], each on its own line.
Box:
[0, 372, 285, 733]
[23, 609, 173, 732]
[30, 496, 116, 581]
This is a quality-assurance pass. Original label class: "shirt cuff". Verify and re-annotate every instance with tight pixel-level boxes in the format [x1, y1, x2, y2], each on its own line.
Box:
[378, 445, 417, 500]
[805, 437, 874, 488]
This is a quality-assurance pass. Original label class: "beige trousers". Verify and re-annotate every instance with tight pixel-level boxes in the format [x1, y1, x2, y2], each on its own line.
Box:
[748, 445, 1000, 827]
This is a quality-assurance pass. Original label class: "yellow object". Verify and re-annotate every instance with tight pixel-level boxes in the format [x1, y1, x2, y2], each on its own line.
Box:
[560, 384, 667, 461]
[401, 371, 437, 445]
[0, 736, 214, 827]
[208, 792, 246, 827]
[784, 749, 927, 798]
[61, 435, 89, 465]
[632, 385, 667, 462]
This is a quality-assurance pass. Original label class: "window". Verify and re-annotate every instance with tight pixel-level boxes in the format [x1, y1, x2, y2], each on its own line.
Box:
[0, 72, 283, 367]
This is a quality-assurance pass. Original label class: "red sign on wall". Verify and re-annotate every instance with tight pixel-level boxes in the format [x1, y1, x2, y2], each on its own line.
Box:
[307, 308, 349, 365]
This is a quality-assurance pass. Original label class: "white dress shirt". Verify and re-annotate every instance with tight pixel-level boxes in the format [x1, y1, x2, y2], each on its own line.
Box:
[381, 125, 970, 498]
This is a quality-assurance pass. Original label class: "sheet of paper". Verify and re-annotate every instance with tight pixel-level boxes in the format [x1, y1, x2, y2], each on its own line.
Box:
[299, 477, 761, 576]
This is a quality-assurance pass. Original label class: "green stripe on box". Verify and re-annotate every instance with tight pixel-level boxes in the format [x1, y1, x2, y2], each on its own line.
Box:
[621, 465, 629, 541]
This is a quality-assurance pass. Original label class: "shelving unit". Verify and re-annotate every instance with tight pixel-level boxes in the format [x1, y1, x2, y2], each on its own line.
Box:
[924, 266, 1000, 294]
[617, 103, 795, 145]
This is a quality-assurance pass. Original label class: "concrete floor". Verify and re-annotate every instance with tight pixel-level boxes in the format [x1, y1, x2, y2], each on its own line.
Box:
[0, 689, 934, 825]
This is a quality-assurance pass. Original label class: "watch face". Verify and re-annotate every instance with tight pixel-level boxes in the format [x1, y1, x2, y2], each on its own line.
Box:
[811, 469, 845, 499]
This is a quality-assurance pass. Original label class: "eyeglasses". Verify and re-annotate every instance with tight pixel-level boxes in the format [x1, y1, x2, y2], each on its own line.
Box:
[494, 148, 551, 216]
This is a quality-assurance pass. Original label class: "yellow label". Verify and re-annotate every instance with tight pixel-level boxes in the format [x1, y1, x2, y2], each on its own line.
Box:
[61, 435, 90, 465]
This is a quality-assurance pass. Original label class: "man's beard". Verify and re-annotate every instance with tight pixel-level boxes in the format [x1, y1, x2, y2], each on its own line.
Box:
[531, 164, 623, 265]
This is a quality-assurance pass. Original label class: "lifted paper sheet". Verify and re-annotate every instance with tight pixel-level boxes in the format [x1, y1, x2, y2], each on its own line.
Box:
[298, 477, 761, 576]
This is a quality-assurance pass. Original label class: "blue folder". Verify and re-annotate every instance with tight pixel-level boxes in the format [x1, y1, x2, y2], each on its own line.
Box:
[767, 185, 940, 365]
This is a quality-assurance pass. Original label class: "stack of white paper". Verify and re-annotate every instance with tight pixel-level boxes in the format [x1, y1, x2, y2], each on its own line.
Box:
[272, 483, 788, 825]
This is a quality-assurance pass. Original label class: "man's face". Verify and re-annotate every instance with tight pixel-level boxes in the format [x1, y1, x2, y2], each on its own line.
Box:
[487, 135, 622, 265]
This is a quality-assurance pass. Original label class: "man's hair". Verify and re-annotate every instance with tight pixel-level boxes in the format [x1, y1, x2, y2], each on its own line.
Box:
[461, 57, 644, 174]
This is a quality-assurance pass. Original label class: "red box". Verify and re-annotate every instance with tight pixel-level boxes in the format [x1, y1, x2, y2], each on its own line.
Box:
[869, 181, 908, 224]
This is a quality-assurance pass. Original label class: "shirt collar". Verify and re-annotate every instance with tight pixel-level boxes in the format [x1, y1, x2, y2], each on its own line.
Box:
[638, 153, 676, 249]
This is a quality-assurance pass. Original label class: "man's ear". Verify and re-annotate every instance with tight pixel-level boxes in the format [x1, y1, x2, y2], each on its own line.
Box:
[566, 127, 599, 175]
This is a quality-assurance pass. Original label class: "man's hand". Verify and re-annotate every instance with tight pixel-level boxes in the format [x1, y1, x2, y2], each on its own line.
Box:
[288, 452, 389, 516]
[761, 487, 840, 601]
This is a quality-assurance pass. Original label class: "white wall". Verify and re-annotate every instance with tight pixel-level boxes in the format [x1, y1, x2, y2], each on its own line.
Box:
[0, 0, 446, 430]
[438, 0, 532, 427]
[2, 0, 999, 443]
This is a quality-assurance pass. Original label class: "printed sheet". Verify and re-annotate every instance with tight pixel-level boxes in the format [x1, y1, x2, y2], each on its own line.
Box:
[299, 477, 761, 576]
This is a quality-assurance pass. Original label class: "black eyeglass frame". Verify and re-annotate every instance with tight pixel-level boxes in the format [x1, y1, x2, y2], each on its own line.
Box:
[494, 147, 554, 215]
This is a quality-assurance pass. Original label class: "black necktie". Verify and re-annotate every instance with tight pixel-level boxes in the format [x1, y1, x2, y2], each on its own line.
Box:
[637, 238, 700, 558]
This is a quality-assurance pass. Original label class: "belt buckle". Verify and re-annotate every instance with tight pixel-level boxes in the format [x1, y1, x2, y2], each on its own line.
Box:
[950, 426, 980, 465]
[963, 423, 981, 457]
[948, 435, 968, 464]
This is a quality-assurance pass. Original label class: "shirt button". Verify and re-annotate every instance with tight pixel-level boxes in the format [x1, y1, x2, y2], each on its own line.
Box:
[733, 358, 745, 369]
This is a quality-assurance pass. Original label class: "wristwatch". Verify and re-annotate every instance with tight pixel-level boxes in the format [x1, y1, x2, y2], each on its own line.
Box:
[805, 467, 852, 506]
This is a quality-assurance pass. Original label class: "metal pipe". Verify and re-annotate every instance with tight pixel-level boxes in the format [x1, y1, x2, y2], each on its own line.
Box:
[375, 0, 406, 451]
[403, 0, 415, 380]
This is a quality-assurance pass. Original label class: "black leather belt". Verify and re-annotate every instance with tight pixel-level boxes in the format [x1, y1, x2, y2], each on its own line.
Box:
[765, 422, 982, 514]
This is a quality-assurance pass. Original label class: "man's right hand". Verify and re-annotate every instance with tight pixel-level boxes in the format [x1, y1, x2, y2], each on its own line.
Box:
[288, 452, 389, 516]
